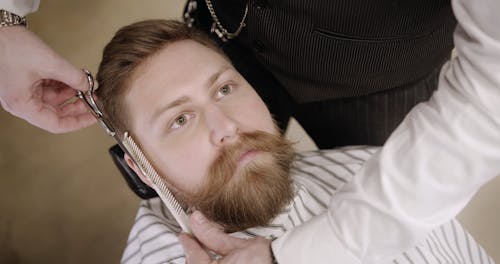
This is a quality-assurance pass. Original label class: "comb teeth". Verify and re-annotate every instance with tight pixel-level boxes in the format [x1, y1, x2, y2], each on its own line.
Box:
[122, 132, 191, 233]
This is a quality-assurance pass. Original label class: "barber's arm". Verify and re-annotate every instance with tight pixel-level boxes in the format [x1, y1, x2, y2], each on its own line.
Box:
[0, 0, 95, 133]
[272, 0, 500, 263]
[183, 0, 500, 262]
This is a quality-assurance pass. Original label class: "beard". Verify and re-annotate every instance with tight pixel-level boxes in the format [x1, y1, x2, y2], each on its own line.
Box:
[186, 130, 295, 232]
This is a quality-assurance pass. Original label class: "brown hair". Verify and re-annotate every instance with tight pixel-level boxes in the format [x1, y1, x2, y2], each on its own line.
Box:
[95, 19, 225, 134]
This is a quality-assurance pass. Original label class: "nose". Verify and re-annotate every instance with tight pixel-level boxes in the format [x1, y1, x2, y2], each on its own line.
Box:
[206, 105, 238, 146]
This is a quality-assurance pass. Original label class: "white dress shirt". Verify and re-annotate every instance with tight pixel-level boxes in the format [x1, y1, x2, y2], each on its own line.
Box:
[272, 0, 500, 263]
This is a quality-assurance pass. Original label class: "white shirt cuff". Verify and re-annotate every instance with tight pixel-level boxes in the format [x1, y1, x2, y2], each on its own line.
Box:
[0, 0, 39, 17]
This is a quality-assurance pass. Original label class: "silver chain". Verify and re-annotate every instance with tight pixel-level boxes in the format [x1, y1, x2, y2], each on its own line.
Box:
[204, 0, 249, 42]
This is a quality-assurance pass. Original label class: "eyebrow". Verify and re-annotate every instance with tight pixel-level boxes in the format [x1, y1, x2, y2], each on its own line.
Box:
[150, 66, 231, 123]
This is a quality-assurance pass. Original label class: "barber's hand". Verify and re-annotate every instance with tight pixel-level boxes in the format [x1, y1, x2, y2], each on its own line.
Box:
[179, 211, 273, 264]
[0, 26, 95, 133]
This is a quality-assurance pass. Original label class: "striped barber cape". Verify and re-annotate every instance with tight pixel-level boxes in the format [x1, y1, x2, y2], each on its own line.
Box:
[121, 146, 494, 264]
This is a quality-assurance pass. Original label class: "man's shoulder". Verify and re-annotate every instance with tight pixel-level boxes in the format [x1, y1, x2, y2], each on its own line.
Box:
[293, 145, 379, 178]
[134, 198, 183, 233]
[122, 198, 185, 264]
[295, 145, 379, 163]
[290, 146, 379, 204]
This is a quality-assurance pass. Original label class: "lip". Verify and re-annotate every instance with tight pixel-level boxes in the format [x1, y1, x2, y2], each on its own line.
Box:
[238, 149, 260, 166]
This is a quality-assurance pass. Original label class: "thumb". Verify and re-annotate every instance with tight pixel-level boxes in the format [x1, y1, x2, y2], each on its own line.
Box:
[178, 233, 212, 264]
[189, 211, 246, 255]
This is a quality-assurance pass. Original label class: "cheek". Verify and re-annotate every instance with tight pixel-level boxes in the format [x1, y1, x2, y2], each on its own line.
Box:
[237, 96, 276, 133]
[151, 137, 214, 194]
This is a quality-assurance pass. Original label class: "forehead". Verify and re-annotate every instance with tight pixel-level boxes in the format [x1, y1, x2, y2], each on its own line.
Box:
[128, 39, 229, 92]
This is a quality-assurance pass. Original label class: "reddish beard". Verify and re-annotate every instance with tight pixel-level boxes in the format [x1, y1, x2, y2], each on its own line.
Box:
[187, 130, 295, 232]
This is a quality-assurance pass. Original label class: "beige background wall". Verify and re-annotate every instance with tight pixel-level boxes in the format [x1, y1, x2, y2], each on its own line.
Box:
[0, 0, 498, 263]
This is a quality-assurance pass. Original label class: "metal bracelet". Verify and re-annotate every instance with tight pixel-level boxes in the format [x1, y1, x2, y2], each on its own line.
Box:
[0, 9, 27, 27]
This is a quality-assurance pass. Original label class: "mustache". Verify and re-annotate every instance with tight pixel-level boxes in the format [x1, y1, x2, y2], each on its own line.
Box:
[195, 130, 292, 199]
[212, 131, 286, 178]
[219, 131, 280, 158]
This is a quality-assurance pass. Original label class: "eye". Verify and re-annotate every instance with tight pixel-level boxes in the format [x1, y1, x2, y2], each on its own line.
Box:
[170, 113, 192, 130]
[215, 84, 233, 99]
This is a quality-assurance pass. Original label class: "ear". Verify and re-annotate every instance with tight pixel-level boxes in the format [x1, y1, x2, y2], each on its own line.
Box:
[124, 153, 153, 187]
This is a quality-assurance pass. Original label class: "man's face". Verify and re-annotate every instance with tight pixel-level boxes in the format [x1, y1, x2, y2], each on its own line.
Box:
[124, 40, 294, 231]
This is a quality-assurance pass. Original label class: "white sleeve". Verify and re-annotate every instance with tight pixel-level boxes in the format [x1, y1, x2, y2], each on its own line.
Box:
[0, 0, 39, 16]
[272, 0, 500, 263]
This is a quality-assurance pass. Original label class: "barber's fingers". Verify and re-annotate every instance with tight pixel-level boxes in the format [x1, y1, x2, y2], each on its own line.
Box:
[53, 112, 96, 133]
[18, 97, 95, 134]
[178, 233, 212, 264]
[189, 211, 247, 255]
[31, 105, 96, 134]
[32, 79, 96, 133]
[56, 100, 96, 130]
[39, 79, 81, 106]
[58, 99, 89, 117]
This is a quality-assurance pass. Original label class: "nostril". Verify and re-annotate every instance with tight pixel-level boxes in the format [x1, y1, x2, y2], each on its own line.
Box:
[220, 134, 231, 143]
